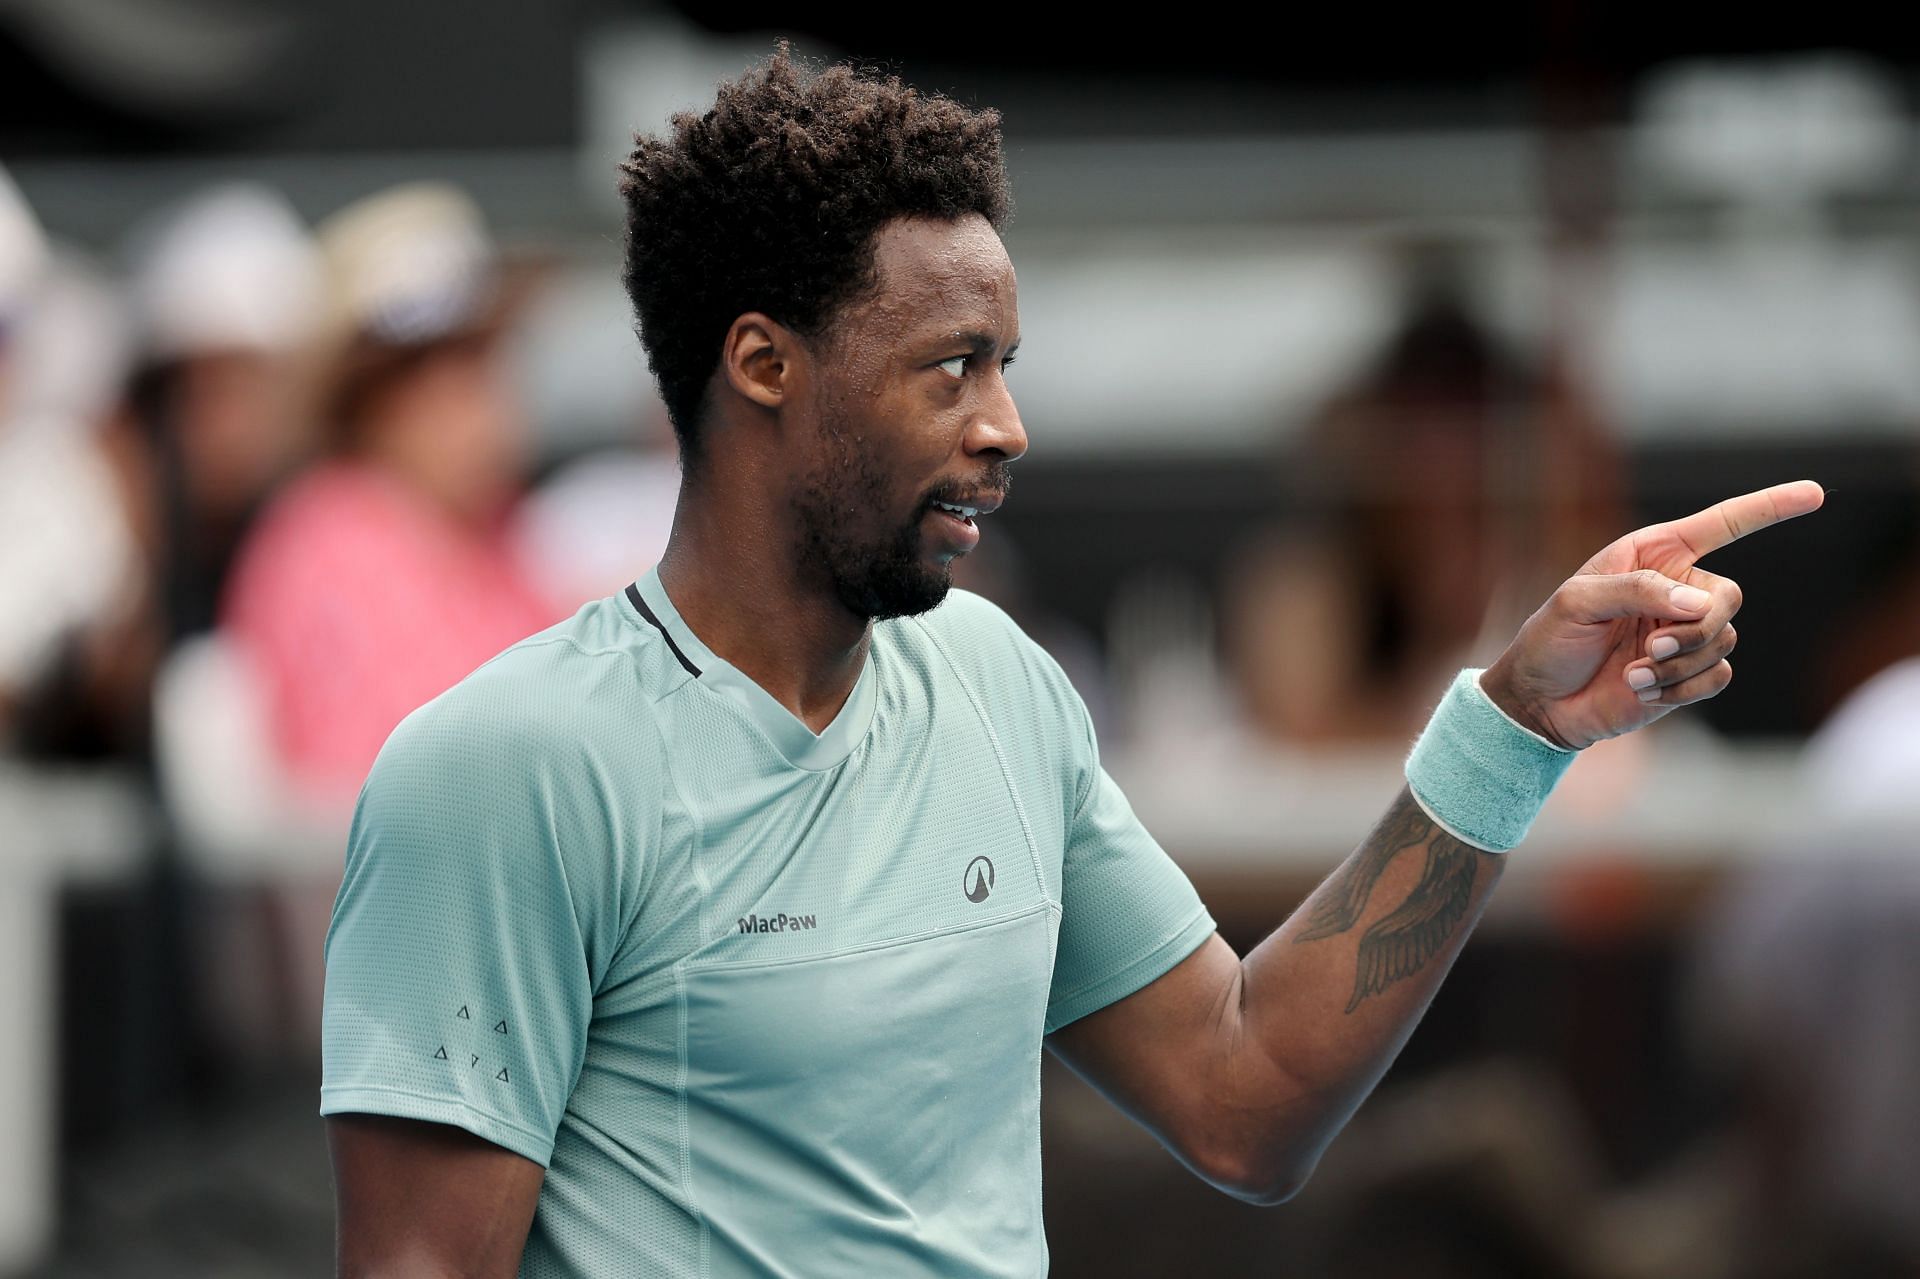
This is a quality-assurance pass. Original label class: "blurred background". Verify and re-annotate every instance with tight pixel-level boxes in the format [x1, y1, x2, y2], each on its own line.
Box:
[3, 2, 1919, 1275]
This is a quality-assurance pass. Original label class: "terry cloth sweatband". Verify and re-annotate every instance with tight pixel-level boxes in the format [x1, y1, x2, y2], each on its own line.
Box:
[1404, 668, 1577, 853]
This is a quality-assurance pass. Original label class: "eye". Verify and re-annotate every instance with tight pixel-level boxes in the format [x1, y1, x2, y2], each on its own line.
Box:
[937, 355, 968, 379]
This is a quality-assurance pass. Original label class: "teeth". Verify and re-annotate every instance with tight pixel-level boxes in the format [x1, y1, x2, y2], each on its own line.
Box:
[934, 502, 978, 519]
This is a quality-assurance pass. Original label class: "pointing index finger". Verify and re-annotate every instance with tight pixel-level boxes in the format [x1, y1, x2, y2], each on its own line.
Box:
[1664, 480, 1826, 559]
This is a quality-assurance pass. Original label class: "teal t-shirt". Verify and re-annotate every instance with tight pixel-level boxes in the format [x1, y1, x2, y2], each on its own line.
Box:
[321, 569, 1216, 1277]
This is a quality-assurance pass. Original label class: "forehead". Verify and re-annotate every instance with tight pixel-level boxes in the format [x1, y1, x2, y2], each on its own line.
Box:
[849, 214, 1016, 334]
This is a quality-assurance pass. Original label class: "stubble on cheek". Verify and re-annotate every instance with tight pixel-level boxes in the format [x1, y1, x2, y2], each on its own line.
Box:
[790, 413, 951, 621]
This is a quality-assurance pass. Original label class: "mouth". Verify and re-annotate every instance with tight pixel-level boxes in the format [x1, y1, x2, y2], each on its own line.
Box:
[930, 500, 980, 525]
[921, 491, 1003, 559]
[926, 493, 1004, 527]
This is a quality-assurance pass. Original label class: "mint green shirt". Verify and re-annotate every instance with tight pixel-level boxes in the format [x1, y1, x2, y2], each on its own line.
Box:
[321, 569, 1215, 1277]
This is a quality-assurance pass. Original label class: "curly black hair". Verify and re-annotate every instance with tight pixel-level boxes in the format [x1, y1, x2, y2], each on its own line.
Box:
[618, 44, 1011, 465]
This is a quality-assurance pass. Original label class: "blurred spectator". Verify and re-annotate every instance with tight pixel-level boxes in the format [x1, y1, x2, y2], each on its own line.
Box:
[1685, 854, 1920, 1274]
[221, 181, 556, 810]
[8, 183, 319, 762]
[0, 167, 150, 758]
[1222, 269, 1623, 746]
[1803, 652, 1920, 822]
[1686, 456, 1920, 1273]
[123, 182, 321, 644]
[1672, 620, 1920, 1276]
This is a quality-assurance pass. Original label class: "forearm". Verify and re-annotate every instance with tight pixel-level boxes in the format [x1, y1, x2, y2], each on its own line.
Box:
[1056, 483, 1820, 1205]
[1221, 786, 1504, 1195]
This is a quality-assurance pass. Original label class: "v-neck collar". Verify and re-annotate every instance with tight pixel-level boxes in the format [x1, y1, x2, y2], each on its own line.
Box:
[623, 567, 877, 772]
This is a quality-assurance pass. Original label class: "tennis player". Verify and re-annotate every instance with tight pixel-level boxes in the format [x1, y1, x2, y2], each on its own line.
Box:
[322, 48, 1823, 1277]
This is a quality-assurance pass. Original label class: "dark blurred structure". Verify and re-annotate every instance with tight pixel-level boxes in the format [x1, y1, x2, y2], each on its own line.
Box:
[1811, 450, 1920, 725]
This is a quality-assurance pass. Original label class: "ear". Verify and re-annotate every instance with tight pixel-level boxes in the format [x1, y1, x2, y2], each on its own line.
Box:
[720, 312, 804, 412]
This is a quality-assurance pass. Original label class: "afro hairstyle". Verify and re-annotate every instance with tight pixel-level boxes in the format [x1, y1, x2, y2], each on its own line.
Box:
[618, 44, 1011, 465]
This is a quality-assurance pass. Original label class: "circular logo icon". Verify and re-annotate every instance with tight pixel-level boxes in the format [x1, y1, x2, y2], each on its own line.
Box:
[963, 856, 996, 903]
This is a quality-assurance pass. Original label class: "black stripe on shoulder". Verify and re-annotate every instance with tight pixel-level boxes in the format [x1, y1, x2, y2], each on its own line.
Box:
[626, 582, 701, 678]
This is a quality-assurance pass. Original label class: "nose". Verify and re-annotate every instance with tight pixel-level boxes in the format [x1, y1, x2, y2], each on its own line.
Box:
[966, 378, 1028, 464]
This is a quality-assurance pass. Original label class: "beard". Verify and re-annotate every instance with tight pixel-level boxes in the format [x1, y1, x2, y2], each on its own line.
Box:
[791, 419, 1007, 622]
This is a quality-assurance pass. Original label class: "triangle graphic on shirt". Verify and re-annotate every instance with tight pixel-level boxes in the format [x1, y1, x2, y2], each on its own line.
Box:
[495, 1067, 510, 1083]
[456, 1005, 471, 1020]
[433, 1045, 448, 1060]
[493, 1019, 508, 1034]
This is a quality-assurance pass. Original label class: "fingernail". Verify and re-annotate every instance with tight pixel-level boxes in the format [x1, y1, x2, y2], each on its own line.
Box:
[1627, 666, 1657, 690]
[1637, 685, 1663, 702]
[1650, 636, 1680, 660]
[1671, 585, 1711, 612]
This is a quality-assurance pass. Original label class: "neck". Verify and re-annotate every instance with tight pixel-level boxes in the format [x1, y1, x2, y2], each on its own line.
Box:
[657, 473, 871, 735]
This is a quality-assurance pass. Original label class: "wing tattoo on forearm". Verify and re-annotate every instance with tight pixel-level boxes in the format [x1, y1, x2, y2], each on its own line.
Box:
[1295, 797, 1435, 943]
[1293, 792, 1484, 1013]
[1343, 837, 1477, 1012]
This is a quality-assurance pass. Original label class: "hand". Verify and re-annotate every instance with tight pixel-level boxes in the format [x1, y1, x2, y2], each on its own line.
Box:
[1481, 480, 1826, 751]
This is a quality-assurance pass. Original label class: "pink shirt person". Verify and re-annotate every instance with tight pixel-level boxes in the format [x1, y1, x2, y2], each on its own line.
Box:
[223, 462, 554, 805]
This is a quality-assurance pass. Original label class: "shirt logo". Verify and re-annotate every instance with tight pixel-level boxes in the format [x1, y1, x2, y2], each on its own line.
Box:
[736, 912, 817, 934]
[963, 856, 996, 903]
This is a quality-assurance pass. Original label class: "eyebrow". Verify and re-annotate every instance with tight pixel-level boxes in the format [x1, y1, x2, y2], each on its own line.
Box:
[946, 330, 1021, 357]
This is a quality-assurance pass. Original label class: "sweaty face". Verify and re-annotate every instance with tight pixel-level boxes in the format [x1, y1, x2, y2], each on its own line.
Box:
[790, 214, 1027, 621]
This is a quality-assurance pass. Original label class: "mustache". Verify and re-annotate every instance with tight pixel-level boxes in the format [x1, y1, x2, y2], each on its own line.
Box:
[922, 462, 1012, 511]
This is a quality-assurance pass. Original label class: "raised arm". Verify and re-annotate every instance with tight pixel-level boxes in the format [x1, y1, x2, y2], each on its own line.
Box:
[1049, 480, 1826, 1204]
[330, 1115, 544, 1277]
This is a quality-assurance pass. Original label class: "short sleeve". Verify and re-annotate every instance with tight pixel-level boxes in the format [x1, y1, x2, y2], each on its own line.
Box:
[1044, 728, 1215, 1035]
[319, 669, 647, 1166]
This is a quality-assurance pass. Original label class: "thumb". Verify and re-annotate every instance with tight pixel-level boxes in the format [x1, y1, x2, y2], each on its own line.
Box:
[1556, 569, 1712, 625]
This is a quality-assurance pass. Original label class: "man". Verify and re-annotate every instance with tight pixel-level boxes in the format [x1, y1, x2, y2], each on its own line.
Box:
[323, 49, 1822, 1277]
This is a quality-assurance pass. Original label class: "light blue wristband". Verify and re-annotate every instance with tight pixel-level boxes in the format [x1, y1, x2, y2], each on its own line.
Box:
[1404, 668, 1577, 853]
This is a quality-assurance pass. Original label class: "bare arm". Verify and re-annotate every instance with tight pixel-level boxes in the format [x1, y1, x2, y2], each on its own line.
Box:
[1049, 787, 1500, 1203]
[1051, 481, 1827, 1205]
[328, 1115, 545, 1278]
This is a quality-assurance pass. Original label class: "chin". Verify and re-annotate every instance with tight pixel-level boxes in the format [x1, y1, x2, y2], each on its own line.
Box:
[838, 562, 954, 622]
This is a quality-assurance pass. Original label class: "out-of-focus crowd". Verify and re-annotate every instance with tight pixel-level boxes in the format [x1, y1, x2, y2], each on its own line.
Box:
[3, 150, 1920, 1278]
[0, 170, 681, 1074]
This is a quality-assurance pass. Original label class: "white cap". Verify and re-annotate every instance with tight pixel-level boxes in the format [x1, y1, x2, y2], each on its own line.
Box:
[318, 182, 497, 347]
[307, 182, 541, 418]
[0, 165, 49, 324]
[127, 181, 321, 361]
[5, 251, 132, 428]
